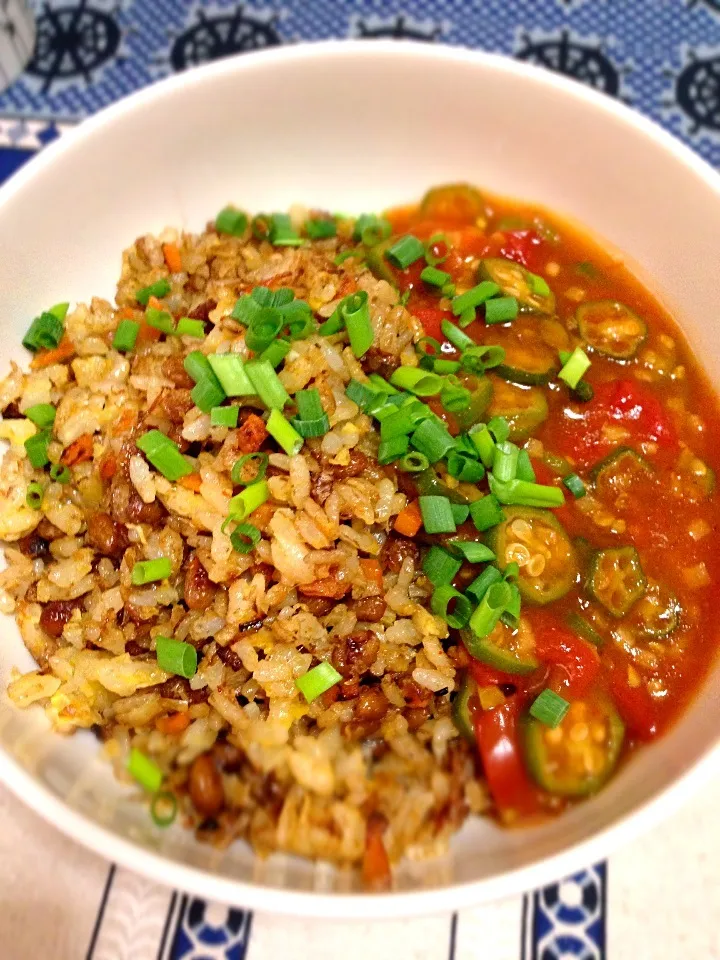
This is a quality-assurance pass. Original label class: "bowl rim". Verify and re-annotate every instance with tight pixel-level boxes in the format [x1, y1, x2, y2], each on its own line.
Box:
[2, 38, 720, 918]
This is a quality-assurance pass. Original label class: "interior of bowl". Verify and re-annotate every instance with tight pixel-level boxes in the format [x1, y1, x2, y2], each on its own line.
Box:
[2, 41, 720, 915]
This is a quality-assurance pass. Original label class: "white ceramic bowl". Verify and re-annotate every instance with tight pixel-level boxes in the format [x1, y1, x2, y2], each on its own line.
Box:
[2, 40, 720, 919]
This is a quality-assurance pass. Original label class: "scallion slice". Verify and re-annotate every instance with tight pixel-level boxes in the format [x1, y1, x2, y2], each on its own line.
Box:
[385, 235, 425, 269]
[113, 319, 140, 352]
[207, 354, 254, 397]
[266, 409, 303, 455]
[24, 430, 51, 468]
[210, 406, 239, 428]
[135, 278, 171, 306]
[451, 281, 500, 316]
[50, 463, 70, 484]
[440, 378, 471, 413]
[489, 475, 565, 508]
[245, 360, 290, 410]
[269, 213, 304, 247]
[127, 748, 163, 793]
[465, 565, 503, 604]
[150, 791, 177, 828]
[231, 452, 269, 486]
[528, 272, 551, 297]
[419, 495, 456, 534]
[259, 339, 291, 369]
[450, 503, 470, 525]
[467, 581, 512, 640]
[431, 585, 472, 629]
[446, 451, 485, 483]
[487, 417, 510, 443]
[174, 316, 205, 339]
[305, 217, 337, 240]
[228, 480, 269, 521]
[433, 358, 461, 375]
[425, 233, 449, 266]
[145, 307, 175, 334]
[398, 451, 429, 473]
[493, 441, 519, 483]
[156, 635, 197, 678]
[440, 319, 475, 352]
[131, 557, 172, 585]
[295, 389, 324, 421]
[389, 367, 443, 397]
[530, 689, 570, 728]
[448, 541, 496, 563]
[470, 494, 505, 532]
[245, 308, 284, 352]
[26, 481, 44, 510]
[340, 291, 373, 359]
[516, 449, 536, 483]
[468, 424, 496, 468]
[563, 472, 586, 498]
[22, 312, 64, 352]
[184, 351, 226, 412]
[215, 206, 248, 236]
[484, 296, 519, 325]
[410, 418, 455, 464]
[229, 523, 261, 554]
[136, 430, 193, 481]
[421, 265, 451, 288]
[292, 415, 330, 438]
[558, 346, 591, 389]
[360, 217, 392, 246]
[377, 435, 409, 464]
[296, 661, 342, 703]
[423, 545, 462, 586]
[24, 403, 56, 428]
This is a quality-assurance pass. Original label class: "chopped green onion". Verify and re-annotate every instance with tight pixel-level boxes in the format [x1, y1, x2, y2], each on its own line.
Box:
[230, 523, 261, 554]
[269, 213, 303, 247]
[573, 380, 594, 403]
[380, 409, 416, 441]
[465, 565, 503, 604]
[470, 495, 505, 532]
[452, 281, 500, 316]
[469, 425, 496, 468]
[131, 557, 172, 585]
[398, 451, 429, 473]
[259, 339, 291, 368]
[442, 282, 457, 298]
[210, 406, 239, 428]
[385, 234, 425, 269]
[457, 307, 476, 328]
[24, 430, 51, 468]
[228, 480, 269, 521]
[567, 611, 604, 647]
[305, 217, 337, 240]
[296, 661, 342, 702]
[425, 233, 449, 266]
[440, 378, 471, 413]
[432, 359, 461, 375]
[339, 291, 373, 359]
[421, 265, 451, 288]
[516, 449, 536, 483]
[503, 561, 520, 582]
[266, 409, 303, 455]
[231, 452, 268, 486]
[184, 351, 226, 412]
[113, 319, 140, 352]
[528, 272, 551, 297]
[245, 308, 284, 352]
[231, 294, 263, 326]
[368, 373, 399, 394]
[423, 545, 462, 586]
[441, 319, 474, 352]
[563, 472, 586, 498]
[282, 301, 315, 340]
[50, 463, 71, 484]
[431, 585, 473, 628]
[136, 278, 170, 306]
[24, 403, 56, 428]
[22, 312, 64, 352]
[136, 430, 193, 481]
[317, 308, 344, 337]
[558, 346, 591, 389]
[245, 359, 290, 410]
[487, 417, 510, 443]
[410, 418, 455, 464]
[26, 481, 44, 510]
[334, 248, 364, 266]
[484, 296, 519, 325]
[450, 503, 470, 525]
[155, 635, 197, 679]
[345, 379, 379, 412]
[127, 748, 163, 793]
[461, 345, 505, 375]
[446, 451, 485, 483]
[390, 366, 443, 397]
[419, 495, 456, 534]
[352, 214, 381, 242]
[501, 582, 522, 626]
[251, 287, 273, 306]
[48, 302, 69, 322]
[207, 354, 254, 397]
[360, 218, 392, 246]
[292, 415, 330, 438]
[467, 581, 512, 641]
[150, 791, 177, 828]
[416, 336, 442, 363]
[377, 435, 409, 464]
[271, 288, 294, 308]
[448, 541, 496, 563]
[489, 476, 565, 508]
[530, 689, 570, 728]
[295, 389, 323, 422]
[493, 441, 519, 483]
[145, 307, 175, 335]
[215, 206, 248, 236]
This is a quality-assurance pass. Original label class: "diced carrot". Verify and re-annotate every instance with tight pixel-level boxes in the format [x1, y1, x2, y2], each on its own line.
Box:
[116, 306, 137, 320]
[136, 321, 162, 345]
[147, 295, 165, 311]
[360, 558, 383, 590]
[112, 408, 137, 436]
[236, 413, 268, 454]
[393, 499, 422, 537]
[298, 575, 351, 599]
[178, 472, 202, 492]
[60, 433, 94, 466]
[99, 454, 117, 482]
[30, 335, 75, 369]
[155, 712, 190, 735]
[162, 242, 183, 274]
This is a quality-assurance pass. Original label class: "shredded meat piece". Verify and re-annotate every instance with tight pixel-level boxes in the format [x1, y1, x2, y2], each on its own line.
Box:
[39, 599, 81, 638]
[183, 554, 216, 611]
[363, 346, 401, 380]
[332, 631, 380, 681]
[350, 596, 387, 622]
[216, 643, 244, 672]
[86, 511, 130, 559]
[17, 532, 50, 559]
[380, 533, 420, 573]
[154, 388, 194, 422]
[161, 356, 194, 388]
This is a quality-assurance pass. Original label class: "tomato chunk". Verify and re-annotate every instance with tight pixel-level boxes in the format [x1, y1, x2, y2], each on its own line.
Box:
[474, 698, 539, 815]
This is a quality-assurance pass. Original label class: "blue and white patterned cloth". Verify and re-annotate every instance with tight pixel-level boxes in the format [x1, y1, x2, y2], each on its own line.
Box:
[2, 3, 720, 958]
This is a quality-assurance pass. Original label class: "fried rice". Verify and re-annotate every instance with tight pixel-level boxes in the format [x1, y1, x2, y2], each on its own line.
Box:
[0, 209, 490, 887]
